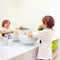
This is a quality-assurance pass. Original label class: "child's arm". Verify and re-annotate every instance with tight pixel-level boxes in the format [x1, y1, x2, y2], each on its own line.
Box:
[28, 30, 45, 39]
[0, 30, 14, 34]
[28, 31, 33, 38]
[14, 30, 19, 35]
[28, 31, 40, 39]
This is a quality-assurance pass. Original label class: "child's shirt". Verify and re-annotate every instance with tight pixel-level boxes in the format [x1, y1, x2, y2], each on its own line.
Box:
[33, 29, 54, 59]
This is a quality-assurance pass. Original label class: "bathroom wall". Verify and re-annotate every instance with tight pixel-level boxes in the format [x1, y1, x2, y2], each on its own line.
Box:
[0, 0, 60, 32]
[0, 0, 18, 28]
[18, 0, 48, 30]
[18, 0, 60, 32]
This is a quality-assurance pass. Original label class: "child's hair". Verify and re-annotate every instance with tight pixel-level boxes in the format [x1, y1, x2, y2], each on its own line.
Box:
[2, 20, 10, 27]
[42, 15, 55, 29]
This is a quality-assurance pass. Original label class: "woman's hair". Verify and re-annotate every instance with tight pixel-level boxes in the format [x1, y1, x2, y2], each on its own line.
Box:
[2, 20, 10, 27]
[42, 15, 55, 28]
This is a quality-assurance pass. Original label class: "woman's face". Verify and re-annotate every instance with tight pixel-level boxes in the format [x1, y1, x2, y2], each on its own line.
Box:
[4, 22, 10, 28]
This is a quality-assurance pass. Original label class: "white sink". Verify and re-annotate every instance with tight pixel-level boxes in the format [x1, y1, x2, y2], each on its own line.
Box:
[19, 35, 37, 45]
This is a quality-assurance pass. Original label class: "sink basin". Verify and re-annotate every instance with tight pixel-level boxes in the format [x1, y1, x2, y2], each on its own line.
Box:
[18, 35, 37, 45]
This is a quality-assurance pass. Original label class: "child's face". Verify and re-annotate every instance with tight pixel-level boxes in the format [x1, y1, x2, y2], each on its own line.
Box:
[42, 22, 47, 28]
[4, 22, 10, 28]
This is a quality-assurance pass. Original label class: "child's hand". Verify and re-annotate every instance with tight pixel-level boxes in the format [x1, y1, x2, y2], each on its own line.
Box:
[14, 30, 19, 35]
[10, 30, 14, 33]
[28, 31, 33, 38]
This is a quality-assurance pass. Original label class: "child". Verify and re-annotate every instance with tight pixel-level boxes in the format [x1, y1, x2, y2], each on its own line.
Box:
[0, 20, 19, 36]
[28, 15, 55, 60]
[1, 20, 13, 36]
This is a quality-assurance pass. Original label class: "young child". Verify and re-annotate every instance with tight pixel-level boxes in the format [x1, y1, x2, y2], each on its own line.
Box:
[0, 20, 13, 36]
[0, 20, 19, 36]
[28, 15, 55, 60]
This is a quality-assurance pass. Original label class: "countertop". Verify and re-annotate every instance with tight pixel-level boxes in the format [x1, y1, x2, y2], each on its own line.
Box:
[0, 33, 60, 60]
[0, 42, 38, 60]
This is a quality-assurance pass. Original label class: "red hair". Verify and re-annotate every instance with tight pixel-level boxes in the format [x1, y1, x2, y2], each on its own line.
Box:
[2, 20, 10, 27]
[42, 15, 55, 28]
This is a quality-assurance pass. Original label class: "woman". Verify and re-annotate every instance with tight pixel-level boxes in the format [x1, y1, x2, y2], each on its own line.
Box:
[28, 15, 55, 60]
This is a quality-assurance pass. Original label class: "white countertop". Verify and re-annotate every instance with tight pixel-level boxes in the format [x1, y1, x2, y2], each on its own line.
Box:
[0, 33, 60, 60]
[0, 42, 38, 60]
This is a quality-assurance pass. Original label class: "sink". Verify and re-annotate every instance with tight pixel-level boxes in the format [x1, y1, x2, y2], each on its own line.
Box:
[18, 35, 37, 45]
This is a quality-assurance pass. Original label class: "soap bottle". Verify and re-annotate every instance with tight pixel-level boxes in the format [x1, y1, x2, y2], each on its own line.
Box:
[7, 33, 13, 45]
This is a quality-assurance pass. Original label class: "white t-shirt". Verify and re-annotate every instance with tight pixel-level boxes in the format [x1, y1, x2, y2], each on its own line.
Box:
[33, 29, 54, 59]
[0, 27, 15, 32]
[0, 27, 15, 36]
